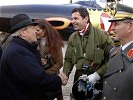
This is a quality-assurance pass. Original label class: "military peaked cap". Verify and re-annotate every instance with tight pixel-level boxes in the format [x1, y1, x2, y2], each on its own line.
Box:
[109, 3, 133, 22]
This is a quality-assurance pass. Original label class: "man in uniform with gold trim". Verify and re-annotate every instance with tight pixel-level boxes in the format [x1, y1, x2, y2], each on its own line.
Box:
[102, 3, 133, 100]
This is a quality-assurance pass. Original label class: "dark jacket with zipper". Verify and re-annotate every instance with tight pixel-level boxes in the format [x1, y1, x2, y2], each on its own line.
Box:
[0, 36, 62, 100]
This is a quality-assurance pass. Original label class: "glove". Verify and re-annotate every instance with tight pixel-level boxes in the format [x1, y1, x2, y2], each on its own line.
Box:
[86, 81, 94, 91]
[87, 72, 101, 84]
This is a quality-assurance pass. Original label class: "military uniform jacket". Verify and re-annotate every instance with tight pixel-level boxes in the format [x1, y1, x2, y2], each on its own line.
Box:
[63, 24, 113, 80]
[102, 42, 133, 100]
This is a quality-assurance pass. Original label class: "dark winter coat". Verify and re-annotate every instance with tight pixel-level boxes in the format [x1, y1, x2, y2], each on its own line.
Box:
[0, 36, 62, 100]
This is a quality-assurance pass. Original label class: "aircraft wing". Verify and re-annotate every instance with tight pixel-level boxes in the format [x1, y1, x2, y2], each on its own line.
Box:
[0, 3, 110, 41]
[0, 4, 80, 40]
[0, 4, 74, 19]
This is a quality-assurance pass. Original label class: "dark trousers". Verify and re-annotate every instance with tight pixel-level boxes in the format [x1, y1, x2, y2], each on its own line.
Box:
[45, 89, 63, 100]
[57, 89, 63, 100]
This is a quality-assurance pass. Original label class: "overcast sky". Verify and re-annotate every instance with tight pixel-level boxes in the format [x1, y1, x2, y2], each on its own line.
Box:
[0, 0, 72, 5]
[0, 0, 132, 7]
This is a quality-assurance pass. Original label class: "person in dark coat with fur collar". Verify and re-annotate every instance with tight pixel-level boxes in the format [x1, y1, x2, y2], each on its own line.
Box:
[0, 14, 66, 100]
[102, 3, 133, 100]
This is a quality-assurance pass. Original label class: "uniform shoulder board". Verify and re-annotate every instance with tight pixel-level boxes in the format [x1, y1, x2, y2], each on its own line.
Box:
[110, 47, 120, 57]
[104, 31, 110, 36]
[101, 29, 110, 36]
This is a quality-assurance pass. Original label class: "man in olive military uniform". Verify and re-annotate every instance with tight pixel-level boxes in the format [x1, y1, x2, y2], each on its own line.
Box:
[62, 7, 114, 99]
[102, 3, 133, 100]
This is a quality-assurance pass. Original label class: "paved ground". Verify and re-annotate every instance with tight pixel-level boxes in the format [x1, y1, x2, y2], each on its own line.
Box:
[61, 67, 75, 100]
[60, 42, 76, 100]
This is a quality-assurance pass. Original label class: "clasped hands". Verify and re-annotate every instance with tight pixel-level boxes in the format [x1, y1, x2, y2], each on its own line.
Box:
[58, 72, 68, 86]
[58, 72, 101, 86]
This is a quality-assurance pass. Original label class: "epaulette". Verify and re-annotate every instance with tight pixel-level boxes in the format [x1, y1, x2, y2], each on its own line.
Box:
[110, 47, 120, 57]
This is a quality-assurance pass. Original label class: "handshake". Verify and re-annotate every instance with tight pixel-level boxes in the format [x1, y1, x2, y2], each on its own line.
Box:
[58, 72, 68, 86]
[58, 71, 101, 86]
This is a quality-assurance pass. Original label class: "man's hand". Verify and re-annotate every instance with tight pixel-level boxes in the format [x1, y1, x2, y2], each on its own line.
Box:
[41, 58, 47, 65]
[58, 72, 68, 86]
[87, 72, 101, 84]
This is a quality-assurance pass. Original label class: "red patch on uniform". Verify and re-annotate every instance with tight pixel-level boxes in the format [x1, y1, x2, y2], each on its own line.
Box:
[127, 48, 133, 58]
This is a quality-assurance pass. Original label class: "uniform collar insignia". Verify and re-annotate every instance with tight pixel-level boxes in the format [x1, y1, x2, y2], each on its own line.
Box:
[127, 48, 133, 58]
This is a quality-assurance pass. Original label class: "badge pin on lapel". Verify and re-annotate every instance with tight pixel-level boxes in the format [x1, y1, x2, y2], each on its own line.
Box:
[127, 48, 133, 58]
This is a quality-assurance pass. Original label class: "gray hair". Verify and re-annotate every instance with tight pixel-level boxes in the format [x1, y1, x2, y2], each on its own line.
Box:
[11, 26, 27, 37]
[123, 19, 133, 24]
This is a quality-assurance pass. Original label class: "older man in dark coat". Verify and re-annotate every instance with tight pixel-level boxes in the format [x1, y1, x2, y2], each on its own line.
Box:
[102, 3, 133, 100]
[0, 14, 66, 100]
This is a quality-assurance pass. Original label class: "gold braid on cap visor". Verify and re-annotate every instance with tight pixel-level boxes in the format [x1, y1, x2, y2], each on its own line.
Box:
[114, 12, 133, 20]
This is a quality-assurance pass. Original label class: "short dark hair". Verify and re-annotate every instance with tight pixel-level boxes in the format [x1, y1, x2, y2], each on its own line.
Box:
[71, 7, 90, 23]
